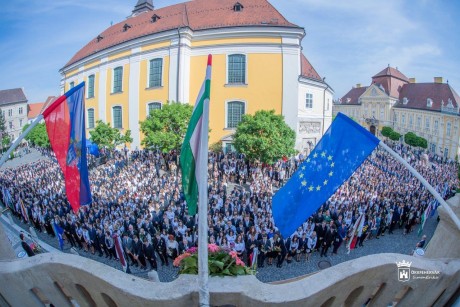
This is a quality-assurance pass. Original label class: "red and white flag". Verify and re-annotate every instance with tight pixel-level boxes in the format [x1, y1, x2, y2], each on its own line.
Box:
[113, 233, 130, 273]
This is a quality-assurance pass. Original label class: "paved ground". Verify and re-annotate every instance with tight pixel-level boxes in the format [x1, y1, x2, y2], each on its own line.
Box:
[1, 148, 440, 283]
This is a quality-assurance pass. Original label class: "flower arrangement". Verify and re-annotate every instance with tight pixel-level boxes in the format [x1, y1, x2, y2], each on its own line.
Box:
[173, 244, 254, 276]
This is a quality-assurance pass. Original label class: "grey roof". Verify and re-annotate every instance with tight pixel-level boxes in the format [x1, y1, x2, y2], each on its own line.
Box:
[0, 88, 28, 106]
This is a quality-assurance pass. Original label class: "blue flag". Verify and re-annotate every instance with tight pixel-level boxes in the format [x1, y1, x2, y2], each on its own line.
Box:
[86, 139, 100, 157]
[53, 222, 65, 251]
[272, 113, 380, 238]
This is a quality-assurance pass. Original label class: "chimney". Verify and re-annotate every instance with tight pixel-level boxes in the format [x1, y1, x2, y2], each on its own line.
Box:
[356, 83, 361, 88]
[409, 78, 416, 83]
[434, 77, 443, 84]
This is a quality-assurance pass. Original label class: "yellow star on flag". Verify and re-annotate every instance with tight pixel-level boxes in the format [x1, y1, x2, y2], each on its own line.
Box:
[331, 162, 335, 168]
[323, 179, 328, 185]
[321, 151, 326, 157]
[308, 185, 314, 191]
[316, 185, 321, 191]
[327, 155, 333, 161]
[329, 171, 334, 177]
[301, 180, 307, 186]
[313, 153, 318, 158]
[299, 173, 304, 178]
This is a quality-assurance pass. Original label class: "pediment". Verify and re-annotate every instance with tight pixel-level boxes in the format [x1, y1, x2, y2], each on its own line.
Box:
[361, 84, 387, 99]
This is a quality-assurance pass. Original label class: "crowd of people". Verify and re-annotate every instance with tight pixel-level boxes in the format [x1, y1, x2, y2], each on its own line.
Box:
[0, 141, 457, 273]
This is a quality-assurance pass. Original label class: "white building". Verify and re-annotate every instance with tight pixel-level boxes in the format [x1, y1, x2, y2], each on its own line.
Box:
[0, 88, 28, 142]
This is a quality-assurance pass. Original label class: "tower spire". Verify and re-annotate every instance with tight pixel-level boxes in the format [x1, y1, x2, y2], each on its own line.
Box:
[132, 0, 154, 16]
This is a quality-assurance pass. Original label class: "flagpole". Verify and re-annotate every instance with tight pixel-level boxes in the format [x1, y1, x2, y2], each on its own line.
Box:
[0, 114, 44, 168]
[379, 141, 460, 230]
[198, 73, 210, 306]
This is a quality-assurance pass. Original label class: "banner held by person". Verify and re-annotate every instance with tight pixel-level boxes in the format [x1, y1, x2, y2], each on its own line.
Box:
[42, 82, 92, 213]
[272, 113, 380, 238]
[52, 221, 65, 251]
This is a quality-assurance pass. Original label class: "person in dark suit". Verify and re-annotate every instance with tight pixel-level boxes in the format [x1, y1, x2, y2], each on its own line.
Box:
[122, 233, 135, 265]
[315, 221, 328, 250]
[153, 232, 168, 266]
[178, 238, 191, 255]
[143, 238, 157, 270]
[20, 233, 35, 257]
[273, 234, 286, 268]
[257, 234, 271, 267]
[132, 235, 146, 269]
[320, 226, 336, 257]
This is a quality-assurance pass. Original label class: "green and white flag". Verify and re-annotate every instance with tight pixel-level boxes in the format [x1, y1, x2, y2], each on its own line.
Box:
[180, 55, 212, 215]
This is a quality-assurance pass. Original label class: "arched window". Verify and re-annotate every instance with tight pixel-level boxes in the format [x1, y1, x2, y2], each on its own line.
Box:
[227, 101, 245, 128]
[228, 54, 246, 84]
[112, 106, 122, 128]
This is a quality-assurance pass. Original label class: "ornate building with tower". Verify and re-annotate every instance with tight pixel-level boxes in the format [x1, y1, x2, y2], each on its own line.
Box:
[333, 66, 460, 160]
[60, 0, 333, 152]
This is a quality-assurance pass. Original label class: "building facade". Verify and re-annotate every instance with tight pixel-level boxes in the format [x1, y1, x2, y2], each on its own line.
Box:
[0, 88, 28, 142]
[60, 0, 333, 152]
[333, 66, 460, 160]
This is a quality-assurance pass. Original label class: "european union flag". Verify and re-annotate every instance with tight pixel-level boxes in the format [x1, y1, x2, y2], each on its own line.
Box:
[272, 113, 380, 238]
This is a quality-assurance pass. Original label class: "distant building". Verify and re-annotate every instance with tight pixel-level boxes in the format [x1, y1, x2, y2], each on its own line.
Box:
[0, 88, 28, 141]
[60, 0, 333, 152]
[27, 96, 57, 124]
[333, 66, 460, 160]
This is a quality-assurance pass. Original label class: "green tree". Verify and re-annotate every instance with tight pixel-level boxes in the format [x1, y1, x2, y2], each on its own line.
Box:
[389, 131, 401, 141]
[381, 126, 393, 138]
[416, 136, 428, 149]
[0, 113, 9, 151]
[140, 101, 193, 153]
[404, 132, 418, 147]
[22, 123, 50, 147]
[233, 110, 296, 164]
[89, 120, 133, 149]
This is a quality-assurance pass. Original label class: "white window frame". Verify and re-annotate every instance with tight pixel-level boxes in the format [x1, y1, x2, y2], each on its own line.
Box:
[146, 102, 162, 116]
[402, 114, 406, 126]
[18, 107, 23, 115]
[225, 100, 246, 129]
[112, 105, 123, 129]
[112, 66, 123, 93]
[148, 58, 163, 88]
[305, 93, 313, 109]
[425, 118, 430, 131]
[87, 74, 95, 98]
[434, 120, 439, 132]
[226, 53, 247, 85]
[87, 108, 95, 129]
[446, 122, 451, 137]
[8, 109, 13, 117]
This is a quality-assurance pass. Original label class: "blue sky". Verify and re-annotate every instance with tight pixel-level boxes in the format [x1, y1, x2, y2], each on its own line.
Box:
[1, 0, 459, 103]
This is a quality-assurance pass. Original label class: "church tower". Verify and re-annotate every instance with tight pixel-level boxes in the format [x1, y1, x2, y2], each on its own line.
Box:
[132, 0, 154, 16]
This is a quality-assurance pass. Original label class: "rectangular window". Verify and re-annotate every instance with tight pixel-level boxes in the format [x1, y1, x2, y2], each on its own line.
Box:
[409, 115, 413, 128]
[434, 120, 439, 132]
[425, 118, 430, 130]
[69, 81, 75, 89]
[147, 102, 162, 115]
[9, 121, 13, 129]
[430, 143, 436, 153]
[113, 106, 122, 129]
[228, 54, 246, 84]
[88, 75, 95, 98]
[305, 93, 313, 108]
[149, 58, 163, 87]
[88, 108, 95, 129]
[18, 107, 23, 115]
[447, 122, 451, 137]
[444, 148, 448, 159]
[113, 67, 123, 93]
[416, 116, 421, 129]
[227, 101, 245, 128]
[8, 109, 12, 117]
[394, 113, 398, 123]
[380, 109, 384, 120]
[402, 114, 405, 126]
[19, 119, 22, 127]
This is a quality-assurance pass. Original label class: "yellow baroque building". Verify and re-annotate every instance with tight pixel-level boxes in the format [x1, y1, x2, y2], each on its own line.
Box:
[60, 0, 333, 152]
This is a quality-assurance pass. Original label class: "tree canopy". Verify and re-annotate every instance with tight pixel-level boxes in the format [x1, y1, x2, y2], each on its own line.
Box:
[22, 123, 50, 147]
[233, 110, 296, 164]
[89, 120, 132, 149]
[140, 101, 193, 153]
[381, 126, 393, 138]
[404, 131, 427, 148]
[0, 113, 10, 150]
